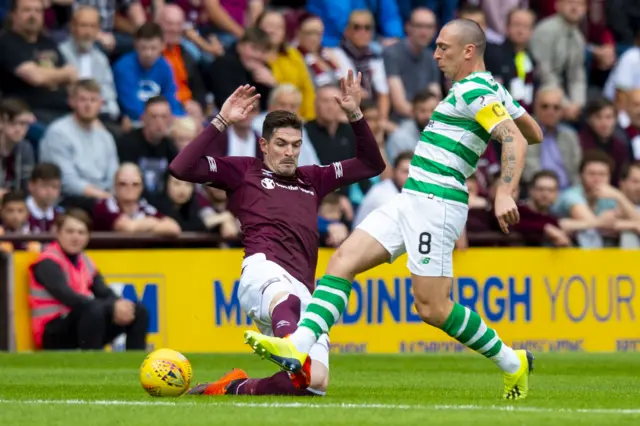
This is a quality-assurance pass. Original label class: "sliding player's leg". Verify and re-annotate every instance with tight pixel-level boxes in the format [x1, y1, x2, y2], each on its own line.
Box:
[245, 196, 406, 373]
[397, 193, 533, 400]
[188, 255, 329, 396]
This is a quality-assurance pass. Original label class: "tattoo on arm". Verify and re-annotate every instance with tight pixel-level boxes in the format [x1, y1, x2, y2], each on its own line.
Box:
[491, 120, 517, 184]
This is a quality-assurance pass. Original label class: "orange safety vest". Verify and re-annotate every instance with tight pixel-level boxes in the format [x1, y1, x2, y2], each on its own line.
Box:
[28, 242, 96, 348]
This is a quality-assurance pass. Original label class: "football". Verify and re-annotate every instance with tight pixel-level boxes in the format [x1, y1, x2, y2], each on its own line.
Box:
[140, 348, 193, 397]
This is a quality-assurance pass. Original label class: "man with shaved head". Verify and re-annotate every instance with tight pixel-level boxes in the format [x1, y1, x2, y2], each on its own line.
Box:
[244, 18, 544, 401]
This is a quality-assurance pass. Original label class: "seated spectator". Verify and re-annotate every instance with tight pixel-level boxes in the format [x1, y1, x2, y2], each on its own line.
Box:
[603, 29, 640, 120]
[29, 209, 149, 350]
[27, 163, 64, 233]
[157, 5, 207, 119]
[475, 0, 529, 44]
[383, 7, 441, 123]
[486, 8, 537, 112]
[296, 14, 341, 88]
[72, 0, 147, 57]
[158, 3, 223, 63]
[583, 0, 617, 92]
[171, 116, 200, 151]
[353, 151, 412, 228]
[386, 90, 437, 164]
[513, 170, 572, 247]
[465, 174, 499, 241]
[251, 84, 320, 165]
[530, 0, 587, 122]
[205, 27, 273, 112]
[0, 0, 77, 130]
[579, 98, 630, 186]
[0, 191, 30, 235]
[151, 173, 206, 231]
[618, 161, 640, 247]
[113, 22, 185, 127]
[330, 10, 390, 127]
[207, 106, 261, 158]
[318, 192, 349, 248]
[306, 0, 404, 48]
[59, 6, 120, 131]
[553, 150, 640, 247]
[0, 98, 36, 193]
[40, 79, 119, 210]
[117, 96, 178, 195]
[623, 89, 640, 159]
[523, 86, 581, 189]
[199, 186, 241, 243]
[93, 163, 181, 235]
[605, 0, 640, 47]
[256, 10, 316, 121]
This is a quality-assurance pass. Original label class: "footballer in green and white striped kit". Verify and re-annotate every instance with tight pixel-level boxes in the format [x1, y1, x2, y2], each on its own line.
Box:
[244, 18, 544, 401]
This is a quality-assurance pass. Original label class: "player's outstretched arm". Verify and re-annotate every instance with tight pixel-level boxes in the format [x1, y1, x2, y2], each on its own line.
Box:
[169, 85, 260, 188]
[491, 119, 528, 234]
[308, 70, 386, 198]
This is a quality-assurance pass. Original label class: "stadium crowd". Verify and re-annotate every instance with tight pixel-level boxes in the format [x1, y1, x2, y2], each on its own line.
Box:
[0, 0, 639, 250]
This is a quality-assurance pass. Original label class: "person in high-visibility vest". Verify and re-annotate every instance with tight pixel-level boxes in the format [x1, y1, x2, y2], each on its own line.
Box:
[29, 208, 149, 350]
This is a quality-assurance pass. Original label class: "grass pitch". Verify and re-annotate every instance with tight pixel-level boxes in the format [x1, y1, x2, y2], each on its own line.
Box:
[2, 352, 640, 425]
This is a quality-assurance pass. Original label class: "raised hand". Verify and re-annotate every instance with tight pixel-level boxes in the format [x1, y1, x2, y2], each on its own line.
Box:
[218, 85, 261, 125]
[334, 70, 363, 121]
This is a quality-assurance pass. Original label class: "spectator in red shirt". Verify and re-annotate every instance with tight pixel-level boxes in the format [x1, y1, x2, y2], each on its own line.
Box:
[92, 163, 181, 235]
[514, 170, 571, 246]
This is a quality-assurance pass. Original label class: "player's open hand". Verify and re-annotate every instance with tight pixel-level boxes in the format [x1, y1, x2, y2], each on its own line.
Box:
[494, 192, 520, 234]
[219, 85, 261, 125]
[335, 70, 363, 119]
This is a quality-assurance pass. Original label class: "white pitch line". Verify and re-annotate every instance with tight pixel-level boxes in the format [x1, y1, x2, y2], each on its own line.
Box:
[0, 399, 639, 415]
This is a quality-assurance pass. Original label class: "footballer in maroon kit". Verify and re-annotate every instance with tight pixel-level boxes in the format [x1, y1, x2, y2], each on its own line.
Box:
[170, 72, 385, 397]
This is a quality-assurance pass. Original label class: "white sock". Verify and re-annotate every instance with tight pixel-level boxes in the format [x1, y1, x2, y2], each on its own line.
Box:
[288, 327, 317, 353]
[491, 344, 521, 374]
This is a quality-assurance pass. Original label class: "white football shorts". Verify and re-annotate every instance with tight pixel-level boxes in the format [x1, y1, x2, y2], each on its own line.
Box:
[238, 253, 329, 368]
[357, 192, 468, 277]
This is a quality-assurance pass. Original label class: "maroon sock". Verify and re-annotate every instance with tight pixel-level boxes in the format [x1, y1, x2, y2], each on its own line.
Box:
[230, 372, 315, 396]
[271, 294, 301, 338]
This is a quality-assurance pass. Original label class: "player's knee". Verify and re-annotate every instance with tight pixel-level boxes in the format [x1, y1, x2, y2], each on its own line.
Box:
[414, 299, 452, 327]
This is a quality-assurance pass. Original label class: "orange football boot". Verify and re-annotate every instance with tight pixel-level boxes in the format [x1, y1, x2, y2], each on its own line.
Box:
[288, 356, 311, 389]
[186, 368, 248, 395]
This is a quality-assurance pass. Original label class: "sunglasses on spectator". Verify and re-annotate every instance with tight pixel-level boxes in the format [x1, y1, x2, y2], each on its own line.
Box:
[118, 181, 142, 187]
[351, 23, 373, 31]
[541, 103, 561, 111]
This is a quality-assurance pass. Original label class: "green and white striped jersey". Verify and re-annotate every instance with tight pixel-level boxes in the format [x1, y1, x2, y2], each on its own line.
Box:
[403, 71, 525, 205]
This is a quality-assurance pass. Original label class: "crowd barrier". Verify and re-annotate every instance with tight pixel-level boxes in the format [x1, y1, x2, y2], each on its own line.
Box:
[4, 244, 639, 353]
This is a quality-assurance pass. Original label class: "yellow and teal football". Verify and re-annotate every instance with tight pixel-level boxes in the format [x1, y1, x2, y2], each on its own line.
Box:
[140, 348, 192, 397]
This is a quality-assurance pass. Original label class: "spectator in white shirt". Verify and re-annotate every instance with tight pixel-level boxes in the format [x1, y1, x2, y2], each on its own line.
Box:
[353, 151, 412, 228]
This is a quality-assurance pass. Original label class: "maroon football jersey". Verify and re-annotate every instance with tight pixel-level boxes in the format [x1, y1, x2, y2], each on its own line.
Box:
[169, 120, 385, 291]
[93, 197, 164, 231]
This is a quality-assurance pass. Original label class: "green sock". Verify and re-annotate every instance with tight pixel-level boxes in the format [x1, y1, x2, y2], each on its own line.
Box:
[442, 303, 503, 357]
[298, 275, 352, 338]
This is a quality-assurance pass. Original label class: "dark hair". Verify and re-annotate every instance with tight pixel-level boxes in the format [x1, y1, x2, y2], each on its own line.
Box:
[239, 26, 271, 51]
[579, 150, 615, 174]
[55, 208, 92, 231]
[412, 89, 437, 105]
[1, 190, 26, 207]
[0, 98, 30, 121]
[71, 78, 101, 96]
[584, 97, 615, 117]
[262, 110, 303, 141]
[360, 98, 378, 113]
[620, 161, 640, 181]
[30, 163, 62, 182]
[393, 151, 414, 168]
[145, 95, 169, 110]
[529, 170, 559, 188]
[135, 22, 163, 41]
[457, 4, 484, 17]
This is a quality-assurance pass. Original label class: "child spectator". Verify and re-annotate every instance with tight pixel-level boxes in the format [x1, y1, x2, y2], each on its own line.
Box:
[318, 193, 348, 248]
[0, 98, 35, 193]
[0, 191, 40, 252]
[152, 173, 206, 231]
[26, 163, 63, 233]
